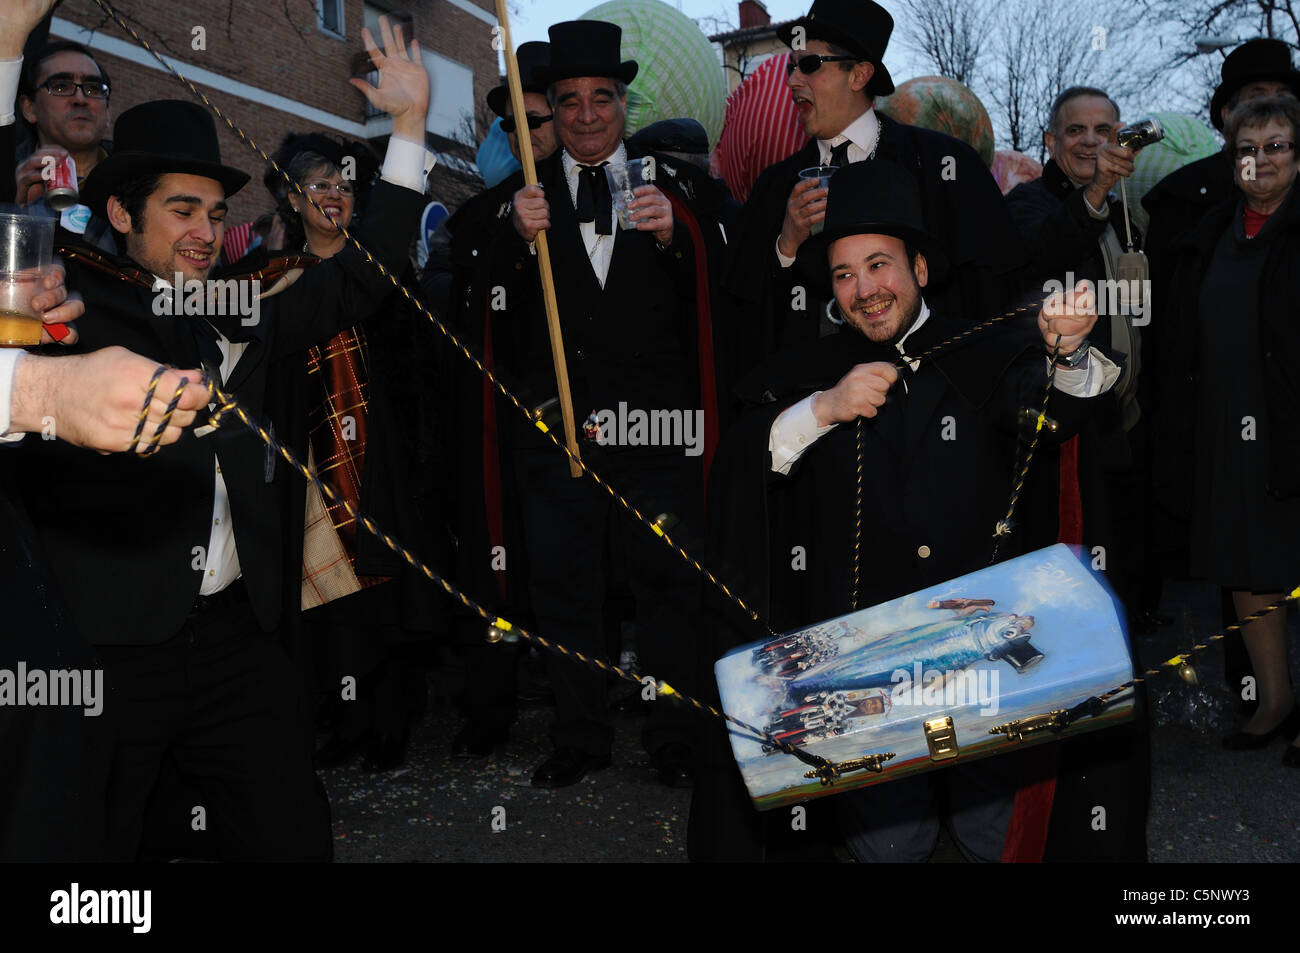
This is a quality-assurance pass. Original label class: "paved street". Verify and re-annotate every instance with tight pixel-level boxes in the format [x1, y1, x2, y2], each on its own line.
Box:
[323, 581, 1299, 862]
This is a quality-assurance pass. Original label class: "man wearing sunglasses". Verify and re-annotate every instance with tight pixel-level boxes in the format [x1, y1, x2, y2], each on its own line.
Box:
[725, 0, 1023, 375]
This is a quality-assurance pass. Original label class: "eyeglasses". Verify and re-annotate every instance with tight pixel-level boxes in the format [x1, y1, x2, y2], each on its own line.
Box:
[785, 54, 859, 76]
[501, 113, 554, 134]
[304, 180, 354, 197]
[1235, 140, 1296, 159]
[37, 78, 111, 99]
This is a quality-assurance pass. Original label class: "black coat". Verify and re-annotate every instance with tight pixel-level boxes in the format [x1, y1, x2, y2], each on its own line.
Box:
[1152, 190, 1300, 533]
[9, 180, 425, 645]
[689, 313, 1105, 860]
[724, 115, 1027, 379]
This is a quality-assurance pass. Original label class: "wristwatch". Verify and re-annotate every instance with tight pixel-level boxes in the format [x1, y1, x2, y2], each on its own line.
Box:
[1053, 339, 1090, 369]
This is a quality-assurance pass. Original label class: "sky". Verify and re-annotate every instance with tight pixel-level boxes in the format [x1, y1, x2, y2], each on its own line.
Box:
[508, 0, 926, 75]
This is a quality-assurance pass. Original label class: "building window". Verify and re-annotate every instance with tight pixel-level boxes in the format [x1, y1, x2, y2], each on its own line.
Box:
[319, 0, 345, 38]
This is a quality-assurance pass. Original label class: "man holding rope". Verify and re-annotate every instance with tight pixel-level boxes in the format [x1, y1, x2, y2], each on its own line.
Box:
[690, 160, 1123, 862]
[5, 6, 435, 860]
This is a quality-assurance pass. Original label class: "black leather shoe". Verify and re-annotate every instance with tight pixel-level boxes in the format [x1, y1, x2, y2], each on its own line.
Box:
[1223, 705, 1300, 750]
[530, 747, 612, 788]
[651, 743, 693, 788]
[451, 722, 509, 759]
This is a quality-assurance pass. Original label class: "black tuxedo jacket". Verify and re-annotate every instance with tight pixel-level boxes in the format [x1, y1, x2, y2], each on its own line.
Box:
[488, 148, 702, 429]
[8, 180, 425, 645]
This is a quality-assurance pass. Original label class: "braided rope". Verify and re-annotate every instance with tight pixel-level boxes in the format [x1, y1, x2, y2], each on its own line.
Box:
[86, 0, 772, 636]
[196, 377, 835, 777]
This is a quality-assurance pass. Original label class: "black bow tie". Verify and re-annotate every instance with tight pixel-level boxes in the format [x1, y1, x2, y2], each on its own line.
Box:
[575, 162, 613, 235]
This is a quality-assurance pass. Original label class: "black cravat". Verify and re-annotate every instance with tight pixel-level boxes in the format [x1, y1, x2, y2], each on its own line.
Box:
[575, 162, 613, 235]
[829, 139, 852, 168]
[189, 318, 225, 388]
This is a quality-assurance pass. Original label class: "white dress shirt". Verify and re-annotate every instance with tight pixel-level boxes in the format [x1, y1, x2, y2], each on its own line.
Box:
[561, 143, 626, 287]
[768, 300, 1122, 474]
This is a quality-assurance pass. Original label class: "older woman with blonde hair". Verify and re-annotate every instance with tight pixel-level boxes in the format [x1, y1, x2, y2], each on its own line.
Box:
[1156, 95, 1300, 766]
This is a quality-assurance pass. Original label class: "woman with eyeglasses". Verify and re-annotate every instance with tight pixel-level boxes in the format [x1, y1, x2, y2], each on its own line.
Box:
[1154, 95, 1300, 767]
[261, 132, 444, 774]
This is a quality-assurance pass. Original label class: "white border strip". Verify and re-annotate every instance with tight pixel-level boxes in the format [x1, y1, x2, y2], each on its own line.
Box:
[445, 0, 498, 27]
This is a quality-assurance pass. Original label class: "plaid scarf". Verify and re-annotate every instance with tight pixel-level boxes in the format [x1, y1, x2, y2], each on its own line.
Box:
[301, 326, 391, 609]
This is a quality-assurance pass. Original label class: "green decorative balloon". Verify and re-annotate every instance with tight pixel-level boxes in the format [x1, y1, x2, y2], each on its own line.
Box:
[580, 0, 727, 148]
[877, 76, 996, 167]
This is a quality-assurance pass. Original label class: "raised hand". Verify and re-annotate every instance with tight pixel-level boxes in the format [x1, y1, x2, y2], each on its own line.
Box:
[348, 15, 430, 141]
[777, 177, 828, 259]
[1039, 279, 1098, 356]
[0, 1, 59, 58]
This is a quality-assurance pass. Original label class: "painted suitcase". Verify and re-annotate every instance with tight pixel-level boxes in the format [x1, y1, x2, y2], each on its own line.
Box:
[714, 544, 1136, 810]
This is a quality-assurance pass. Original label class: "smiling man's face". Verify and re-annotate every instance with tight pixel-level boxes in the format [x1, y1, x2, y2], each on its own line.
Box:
[829, 232, 928, 345]
[1044, 94, 1119, 187]
[109, 173, 228, 283]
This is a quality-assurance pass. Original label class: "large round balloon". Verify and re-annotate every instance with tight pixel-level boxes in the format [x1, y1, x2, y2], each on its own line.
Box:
[580, 0, 727, 149]
[1126, 112, 1221, 235]
[713, 52, 810, 203]
[991, 150, 1042, 196]
[877, 76, 996, 167]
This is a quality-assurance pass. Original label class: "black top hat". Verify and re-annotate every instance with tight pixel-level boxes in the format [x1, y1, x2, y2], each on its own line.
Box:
[777, 0, 895, 96]
[532, 20, 638, 87]
[796, 159, 946, 287]
[262, 132, 381, 199]
[488, 42, 552, 117]
[82, 100, 249, 216]
[1209, 38, 1300, 130]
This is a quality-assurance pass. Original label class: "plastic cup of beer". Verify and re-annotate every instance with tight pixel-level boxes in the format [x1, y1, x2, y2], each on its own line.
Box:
[799, 165, 838, 235]
[0, 214, 55, 347]
[605, 157, 656, 230]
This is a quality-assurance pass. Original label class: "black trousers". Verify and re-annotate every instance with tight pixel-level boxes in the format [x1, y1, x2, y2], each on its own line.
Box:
[95, 583, 331, 861]
[513, 439, 702, 757]
[0, 490, 110, 862]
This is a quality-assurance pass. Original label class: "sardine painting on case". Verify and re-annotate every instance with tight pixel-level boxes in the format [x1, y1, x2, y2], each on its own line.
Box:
[715, 544, 1136, 809]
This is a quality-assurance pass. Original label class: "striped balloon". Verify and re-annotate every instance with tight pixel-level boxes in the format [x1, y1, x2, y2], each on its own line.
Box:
[580, 0, 727, 148]
[713, 52, 810, 203]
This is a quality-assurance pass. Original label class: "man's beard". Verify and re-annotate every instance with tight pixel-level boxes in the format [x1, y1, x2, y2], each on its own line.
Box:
[843, 293, 923, 346]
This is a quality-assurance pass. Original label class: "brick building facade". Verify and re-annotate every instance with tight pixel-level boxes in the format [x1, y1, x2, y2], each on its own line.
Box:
[47, 0, 499, 224]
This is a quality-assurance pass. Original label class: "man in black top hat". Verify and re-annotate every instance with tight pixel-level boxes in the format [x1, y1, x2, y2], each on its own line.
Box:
[8, 17, 434, 860]
[690, 159, 1119, 861]
[725, 0, 1024, 377]
[487, 19, 729, 788]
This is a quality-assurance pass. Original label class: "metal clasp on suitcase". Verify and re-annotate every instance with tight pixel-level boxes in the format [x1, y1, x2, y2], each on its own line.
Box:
[924, 715, 960, 761]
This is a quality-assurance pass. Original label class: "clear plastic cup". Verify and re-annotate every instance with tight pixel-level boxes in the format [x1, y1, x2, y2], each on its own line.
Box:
[799, 165, 838, 235]
[605, 157, 656, 230]
[0, 214, 54, 347]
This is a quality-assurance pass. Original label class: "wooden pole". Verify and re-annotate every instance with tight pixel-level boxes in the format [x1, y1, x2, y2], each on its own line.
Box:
[493, 0, 582, 477]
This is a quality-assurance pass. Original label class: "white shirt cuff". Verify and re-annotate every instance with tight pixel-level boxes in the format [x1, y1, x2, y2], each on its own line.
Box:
[0, 348, 27, 440]
[380, 135, 435, 193]
[1082, 192, 1110, 219]
[0, 56, 23, 126]
[775, 235, 796, 269]
[769, 392, 837, 474]
[1049, 348, 1121, 397]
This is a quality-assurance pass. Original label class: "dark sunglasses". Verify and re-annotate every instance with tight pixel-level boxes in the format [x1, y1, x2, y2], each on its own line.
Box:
[501, 113, 553, 134]
[786, 54, 859, 76]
